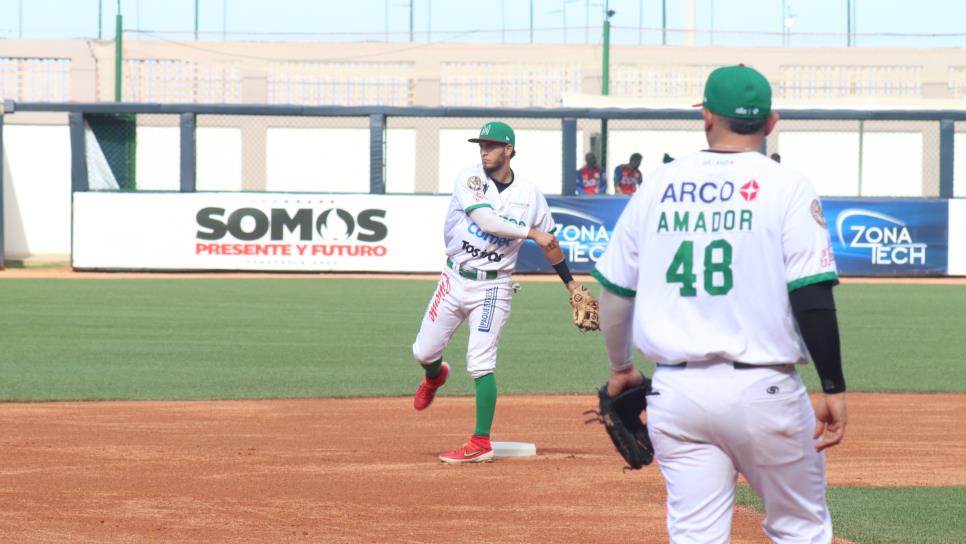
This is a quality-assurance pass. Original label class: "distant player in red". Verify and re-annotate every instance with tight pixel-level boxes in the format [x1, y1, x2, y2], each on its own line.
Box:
[613, 153, 643, 195]
[576, 153, 606, 195]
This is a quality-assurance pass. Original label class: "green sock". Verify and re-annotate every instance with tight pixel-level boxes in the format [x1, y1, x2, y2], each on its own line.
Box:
[473, 373, 497, 437]
[422, 358, 443, 379]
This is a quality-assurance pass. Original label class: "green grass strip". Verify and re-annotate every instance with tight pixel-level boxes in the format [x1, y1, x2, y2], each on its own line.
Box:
[1, 279, 964, 401]
[737, 485, 966, 544]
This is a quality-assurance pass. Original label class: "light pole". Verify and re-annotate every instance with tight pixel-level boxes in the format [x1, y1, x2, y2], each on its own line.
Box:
[99, 0, 103, 39]
[115, 0, 123, 102]
[661, 0, 667, 45]
[530, 0, 534, 43]
[409, 0, 414, 42]
[194, 0, 199, 40]
[638, 0, 643, 45]
[783, 4, 796, 48]
[847, 0, 854, 47]
[18, 0, 22, 39]
[602, 6, 613, 95]
[601, 4, 615, 182]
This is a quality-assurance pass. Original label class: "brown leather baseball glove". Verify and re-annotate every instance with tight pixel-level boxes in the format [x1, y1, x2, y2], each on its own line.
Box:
[569, 284, 600, 331]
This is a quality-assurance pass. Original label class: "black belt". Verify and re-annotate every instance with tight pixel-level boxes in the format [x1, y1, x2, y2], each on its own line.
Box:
[656, 361, 788, 370]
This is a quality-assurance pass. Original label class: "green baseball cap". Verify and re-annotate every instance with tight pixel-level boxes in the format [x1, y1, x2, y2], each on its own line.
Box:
[698, 65, 772, 120]
[468, 121, 515, 146]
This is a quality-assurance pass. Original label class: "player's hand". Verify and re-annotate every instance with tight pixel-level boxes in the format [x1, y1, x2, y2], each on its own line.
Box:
[607, 366, 643, 398]
[813, 392, 847, 452]
[528, 229, 558, 252]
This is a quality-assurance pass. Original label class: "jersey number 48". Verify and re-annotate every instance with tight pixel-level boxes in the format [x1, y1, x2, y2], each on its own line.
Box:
[666, 239, 733, 296]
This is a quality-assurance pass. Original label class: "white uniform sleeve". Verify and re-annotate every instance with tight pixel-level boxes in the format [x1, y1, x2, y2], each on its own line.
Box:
[783, 178, 839, 290]
[600, 289, 635, 371]
[592, 193, 641, 297]
[531, 191, 556, 234]
[453, 170, 492, 215]
[468, 206, 530, 239]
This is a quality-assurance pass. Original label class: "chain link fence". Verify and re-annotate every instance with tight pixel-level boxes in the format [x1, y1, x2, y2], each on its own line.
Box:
[196, 114, 369, 192]
[13, 104, 958, 198]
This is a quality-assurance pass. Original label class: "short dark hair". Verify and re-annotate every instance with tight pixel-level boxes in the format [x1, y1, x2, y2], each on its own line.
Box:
[723, 116, 766, 135]
[630, 153, 642, 161]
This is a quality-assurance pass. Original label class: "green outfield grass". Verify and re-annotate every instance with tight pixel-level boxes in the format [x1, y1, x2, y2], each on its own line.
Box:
[0, 278, 964, 401]
[2, 277, 961, 544]
[737, 485, 966, 544]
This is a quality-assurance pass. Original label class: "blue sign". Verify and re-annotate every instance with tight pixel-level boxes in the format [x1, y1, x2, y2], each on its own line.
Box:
[518, 196, 628, 273]
[516, 197, 948, 276]
[823, 199, 948, 276]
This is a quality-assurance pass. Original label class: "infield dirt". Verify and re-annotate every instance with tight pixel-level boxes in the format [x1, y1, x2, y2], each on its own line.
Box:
[1, 393, 964, 543]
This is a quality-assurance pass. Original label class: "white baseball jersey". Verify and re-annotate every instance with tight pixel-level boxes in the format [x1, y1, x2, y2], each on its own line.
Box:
[444, 164, 555, 273]
[594, 150, 838, 365]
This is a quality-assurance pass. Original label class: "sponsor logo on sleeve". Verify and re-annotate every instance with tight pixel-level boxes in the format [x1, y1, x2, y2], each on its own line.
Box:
[811, 199, 827, 228]
[467, 176, 482, 191]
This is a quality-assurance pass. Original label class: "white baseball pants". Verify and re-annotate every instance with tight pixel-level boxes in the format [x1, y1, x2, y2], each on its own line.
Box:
[647, 360, 833, 544]
[412, 267, 513, 379]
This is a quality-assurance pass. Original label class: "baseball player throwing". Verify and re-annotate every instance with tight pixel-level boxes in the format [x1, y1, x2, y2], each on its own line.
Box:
[411, 121, 596, 464]
[594, 65, 847, 542]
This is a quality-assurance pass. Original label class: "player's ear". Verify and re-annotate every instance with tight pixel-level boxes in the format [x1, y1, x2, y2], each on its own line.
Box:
[763, 112, 779, 136]
[701, 108, 715, 133]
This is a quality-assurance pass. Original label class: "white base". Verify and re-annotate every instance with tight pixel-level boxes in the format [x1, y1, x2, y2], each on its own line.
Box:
[492, 441, 537, 458]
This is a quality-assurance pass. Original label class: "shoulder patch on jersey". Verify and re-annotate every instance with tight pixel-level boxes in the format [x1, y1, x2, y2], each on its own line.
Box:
[810, 199, 827, 228]
[467, 176, 482, 191]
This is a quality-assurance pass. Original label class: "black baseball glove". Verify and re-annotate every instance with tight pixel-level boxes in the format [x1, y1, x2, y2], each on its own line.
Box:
[584, 375, 655, 470]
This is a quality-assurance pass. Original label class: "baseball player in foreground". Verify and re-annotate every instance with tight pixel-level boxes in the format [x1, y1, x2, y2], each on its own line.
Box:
[411, 121, 599, 464]
[593, 65, 847, 542]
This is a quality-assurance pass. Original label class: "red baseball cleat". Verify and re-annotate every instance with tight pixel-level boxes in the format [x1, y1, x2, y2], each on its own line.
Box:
[439, 435, 494, 464]
[413, 362, 449, 411]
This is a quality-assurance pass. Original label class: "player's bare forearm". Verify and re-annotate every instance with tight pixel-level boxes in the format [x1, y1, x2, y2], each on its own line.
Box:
[534, 234, 578, 290]
[527, 228, 557, 251]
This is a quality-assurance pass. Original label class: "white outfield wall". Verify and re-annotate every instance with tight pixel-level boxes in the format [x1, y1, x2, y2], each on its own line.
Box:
[3, 123, 966, 271]
[72, 192, 450, 272]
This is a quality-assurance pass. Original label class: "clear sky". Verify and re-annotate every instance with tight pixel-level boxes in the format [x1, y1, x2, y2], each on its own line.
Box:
[0, 0, 963, 48]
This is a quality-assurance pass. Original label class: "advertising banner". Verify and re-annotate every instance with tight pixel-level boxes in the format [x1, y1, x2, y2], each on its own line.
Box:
[516, 196, 949, 276]
[73, 192, 949, 276]
[822, 199, 948, 276]
[517, 196, 628, 274]
[72, 192, 449, 271]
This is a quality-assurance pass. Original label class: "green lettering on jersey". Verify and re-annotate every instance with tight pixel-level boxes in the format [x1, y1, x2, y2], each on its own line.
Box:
[665, 238, 734, 297]
[657, 212, 669, 233]
[694, 213, 707, 232]
[740, 209, 753, 230]
[673, 211, 689, 232]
